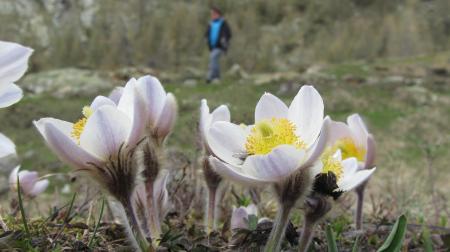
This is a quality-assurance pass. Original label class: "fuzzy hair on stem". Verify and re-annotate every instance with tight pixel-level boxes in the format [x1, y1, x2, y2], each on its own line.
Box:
[265, 168, 312, 252]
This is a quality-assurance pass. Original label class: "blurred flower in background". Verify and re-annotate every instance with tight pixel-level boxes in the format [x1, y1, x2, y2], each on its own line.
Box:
[9, 166, 49, 198]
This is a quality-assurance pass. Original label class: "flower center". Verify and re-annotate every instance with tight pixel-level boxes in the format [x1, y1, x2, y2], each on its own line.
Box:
[321, 153, 344, 181]
[333, 138, 366, 161]
[245, 118, 306, 155]
[71, 106, 93, 143]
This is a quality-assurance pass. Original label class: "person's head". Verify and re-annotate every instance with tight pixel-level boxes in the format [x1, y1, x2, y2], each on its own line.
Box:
[210, 6, 222, 20]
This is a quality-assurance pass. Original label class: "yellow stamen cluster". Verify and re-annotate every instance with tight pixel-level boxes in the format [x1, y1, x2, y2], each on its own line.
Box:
[321, 153, 344, 181]
[245, 118, 306, 155]
[333, 138, 366, 161]
[71, 106, 93, 143]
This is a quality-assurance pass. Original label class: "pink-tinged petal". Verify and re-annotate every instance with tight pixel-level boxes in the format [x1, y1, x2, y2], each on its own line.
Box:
[90, 96, 116, 111]
[136, 75, 167, 127]
[17, 170, 39, 193]
[34, 119, 103, 169]
[338, 167, 376, 191]
[109, 87, 124, 105]
[34, 118, 73, 140]
[80, 106, 132, 160]
[8, 166, 20, 188]
[288, 85, 324, 146]
[243, 145, 306, 182]
[117, 79, 147, 146]
[0, 83, 22, 108]
[0, 132, 16, 158]
[154, 93, 177, 142]
[255, 93, 288, 122]
[327, 120, 353, 146]
[347, 114, 369, 148]
[28, 179, 49, 197]
[209, 157, 266, 185]
[211, 105, 230, 123]
[207, 121, 247, 166]
[303, 117, 330, 168]
[231, 207, 249, 230]
[364, 134, 376, 169]
[341, 157, 359, 179]
[0, 41, 33, 85]
[117, 78, 137, 116]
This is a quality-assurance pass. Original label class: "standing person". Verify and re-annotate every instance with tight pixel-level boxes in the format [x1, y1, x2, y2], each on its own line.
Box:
[205, 6, 232, 83]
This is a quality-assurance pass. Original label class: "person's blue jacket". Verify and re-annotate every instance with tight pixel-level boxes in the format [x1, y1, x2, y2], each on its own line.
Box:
[205, 18, 232, 51]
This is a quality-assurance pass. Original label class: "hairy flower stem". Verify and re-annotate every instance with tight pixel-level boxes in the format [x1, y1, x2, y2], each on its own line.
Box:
[145, 180, 162, 244]
[122, 199, 153, 252]
[264, 204, 292, 252]
[297, 218, 316, 252]
[207, 187, 217, 233]
[355, 182, 367, 230]
[297, 194, 332, 252]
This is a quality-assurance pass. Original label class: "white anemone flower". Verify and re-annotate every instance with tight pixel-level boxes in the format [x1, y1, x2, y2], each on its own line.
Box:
[327, 114, 375, 170]
[208, 85, 329, 185]
[231, 204, 258, 230]
[312, 149, 376, 198]
[9, 166, 49, 198]
[0, 41, 33, 108]
[34, 78, 146, 198]
[133, 75, 177, 143]
[199, 99, 230, 151]
[0, 133, 16, 158]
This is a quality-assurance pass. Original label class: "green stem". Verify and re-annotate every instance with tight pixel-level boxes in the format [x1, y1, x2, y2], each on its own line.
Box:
[207, 187, 217, 233]
[264, 204, 292, 252]
[122, 199, 153, 252]
[298, 218, 316, 252]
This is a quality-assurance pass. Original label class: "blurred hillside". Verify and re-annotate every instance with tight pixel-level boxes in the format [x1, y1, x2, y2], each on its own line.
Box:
[1, 0, 449, 72]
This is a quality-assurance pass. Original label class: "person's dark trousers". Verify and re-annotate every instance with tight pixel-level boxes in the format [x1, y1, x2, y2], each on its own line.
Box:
[207, 48, 222, 82]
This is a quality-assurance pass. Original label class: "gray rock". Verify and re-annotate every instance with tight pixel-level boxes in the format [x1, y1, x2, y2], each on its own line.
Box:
[20, 68, 116, 97]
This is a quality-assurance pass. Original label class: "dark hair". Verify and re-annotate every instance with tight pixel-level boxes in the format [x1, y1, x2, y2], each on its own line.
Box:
[211, 6, 222, 16]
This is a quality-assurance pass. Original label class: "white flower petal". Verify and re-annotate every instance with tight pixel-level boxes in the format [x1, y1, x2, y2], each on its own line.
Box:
[117, 79, 147, 146]
[243, 145, 306, 182]
[0, 132, 16, 158]
[80, 106, 132, 160]
[28, 179, 49, 197]
[136, 75, 167, 127]
[288, 85, 324, 146]
[154, 93, 177, 141]
[303, 117, 330, 168]
[347, 114, 369, 148]
[199, 99, 211, 141]
[0, 41, 33, 85]
[90, 96, 116, 111]
[209, 157, 266, 185]
[328, 120, 353, 146]
[35, 120, 103, 169]
[245, 204, 258, 216]
[0, 83, 23, 108]
[338, 167, 376, 191]
[255, 93, 288, 122]
[212, 105, 230, 123]
[8, 166, 20, 187]
[108, 87, 124, 105]
[207, 121, 247, 166]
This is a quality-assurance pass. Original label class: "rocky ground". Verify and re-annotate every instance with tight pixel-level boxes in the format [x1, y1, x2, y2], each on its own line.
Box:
[0, 53, 449, 251]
